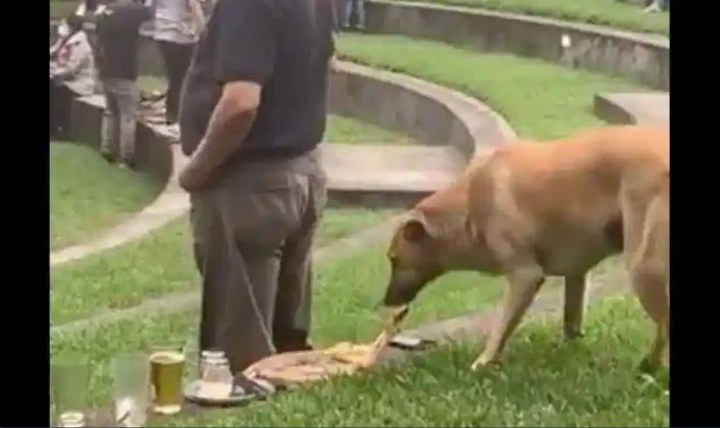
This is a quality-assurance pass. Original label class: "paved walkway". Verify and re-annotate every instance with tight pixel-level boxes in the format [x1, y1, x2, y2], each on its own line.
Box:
[594, 92, 669, 129]
[50, 145, 189, 267]
[322, 144, 466, 193]
[51, 214, 408, 335]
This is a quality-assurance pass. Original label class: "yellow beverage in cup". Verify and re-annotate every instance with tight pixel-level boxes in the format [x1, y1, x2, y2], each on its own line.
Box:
[149, 351, 185, 415]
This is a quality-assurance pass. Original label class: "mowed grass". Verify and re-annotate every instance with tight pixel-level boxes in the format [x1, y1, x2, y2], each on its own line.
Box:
[50, 142, 162, 250]
[167, 295, 667, 427]
[50, 1, 77, 20]
[50, 208, 400, 325]
[51, 295, 668, 426]
[402, 0, 669, 35]
[324, 115, 414, 145]
[51, 240, 507, 408]
[338, 34, 646, 140]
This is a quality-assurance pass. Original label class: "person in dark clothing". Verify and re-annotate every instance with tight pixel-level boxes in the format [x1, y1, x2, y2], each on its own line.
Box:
[152, 0, 205, 126]
[178, 0, 334, 374]
[95, 0, 154, 168]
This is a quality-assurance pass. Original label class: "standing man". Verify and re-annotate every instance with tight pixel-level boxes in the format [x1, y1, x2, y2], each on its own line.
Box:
[153, 0, 204, 126]
[95, 0, 154, 168]
[178, 0, 334, 374]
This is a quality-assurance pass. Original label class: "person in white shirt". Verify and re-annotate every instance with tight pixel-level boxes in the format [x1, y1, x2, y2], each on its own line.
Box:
[50, 14, 95, 82]
[153, 0, 205, 126]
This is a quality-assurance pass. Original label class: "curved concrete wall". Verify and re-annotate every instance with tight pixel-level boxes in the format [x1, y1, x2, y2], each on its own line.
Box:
[330, 61, 514, 160]
[135, 34, 514, 161]
[365, 0, 669, 90]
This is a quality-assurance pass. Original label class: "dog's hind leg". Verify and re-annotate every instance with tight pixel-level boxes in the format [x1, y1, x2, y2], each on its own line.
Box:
[563, 272, 590, 340]
[630, 257, 669, 373]
[471, 263, 545, 370]
[623, 189, 670, 373]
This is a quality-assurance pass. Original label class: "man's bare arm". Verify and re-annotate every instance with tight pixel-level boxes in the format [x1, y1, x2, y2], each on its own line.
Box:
[177, 0, 275, 192]
[179, 82, 261, 190]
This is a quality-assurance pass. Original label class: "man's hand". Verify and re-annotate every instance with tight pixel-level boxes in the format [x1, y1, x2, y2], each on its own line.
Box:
[179, 82, 262, 193]
[178, 161, 208, 192]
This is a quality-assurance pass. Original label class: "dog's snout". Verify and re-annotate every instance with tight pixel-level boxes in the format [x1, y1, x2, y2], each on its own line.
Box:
[382, 281, 420, 307]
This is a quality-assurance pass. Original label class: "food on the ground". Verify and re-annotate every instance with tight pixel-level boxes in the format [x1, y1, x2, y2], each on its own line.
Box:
[325, 304, 411, 368]
[241, 305, 413, 384]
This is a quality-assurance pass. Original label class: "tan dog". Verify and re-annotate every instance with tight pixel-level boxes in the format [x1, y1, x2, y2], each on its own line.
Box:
[381, 125, 669, 373]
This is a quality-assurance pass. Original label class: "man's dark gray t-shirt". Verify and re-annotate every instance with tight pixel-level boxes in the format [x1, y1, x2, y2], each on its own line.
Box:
[179, 0, 335, 159]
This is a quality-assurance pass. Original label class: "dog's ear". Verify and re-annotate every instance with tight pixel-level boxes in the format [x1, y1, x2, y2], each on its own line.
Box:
[402, 218, 430, 243]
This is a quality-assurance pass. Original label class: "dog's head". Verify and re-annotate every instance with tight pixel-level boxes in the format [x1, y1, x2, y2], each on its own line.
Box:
[381, 214, 447, 308]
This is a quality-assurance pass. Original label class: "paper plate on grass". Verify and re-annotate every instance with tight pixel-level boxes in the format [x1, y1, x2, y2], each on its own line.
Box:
[184, 377, 276, 407]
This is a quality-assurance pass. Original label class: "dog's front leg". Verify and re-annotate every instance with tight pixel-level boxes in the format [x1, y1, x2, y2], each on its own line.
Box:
[471, 264, 545, 370]
[563, 272, 590, 339]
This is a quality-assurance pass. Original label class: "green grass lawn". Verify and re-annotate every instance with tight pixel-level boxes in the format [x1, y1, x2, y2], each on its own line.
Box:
[324, 115, 414, 144]
[338, 34, 646, 140]
[401, 0, 669, 35]
[50, 208, 400, 326]
[167, 295, 668, 427]
[51, 294, 667, 426]
[50, 1, 77, 20]
[51, 239, 507, 408]
[50, 142, 163, 250]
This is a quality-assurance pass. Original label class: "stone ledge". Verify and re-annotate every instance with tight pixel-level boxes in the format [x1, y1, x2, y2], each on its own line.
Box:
[50, 79, 175, 186]
[366, 0, 669, 90]
[331, 61, 516, 161]
[594, 92, 669, 128]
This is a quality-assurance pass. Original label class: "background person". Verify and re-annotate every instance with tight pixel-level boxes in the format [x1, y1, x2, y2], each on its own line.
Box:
[153, 0, 205, 126]
[95, 0, 154, 169]
[50, 14, 95, 82]
[178, 0, 335, 375]
[341, 0, 365, 30]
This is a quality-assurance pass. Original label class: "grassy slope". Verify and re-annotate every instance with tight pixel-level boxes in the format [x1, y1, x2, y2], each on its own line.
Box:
[170, 296, 668, 427]
[324, 115, 414, 144]
[337, 34, 645, 140]
[50, 208, 400, 325]
[51, 295, 668, 425]
[50, 142, 162, 250]
[51, 240, 507, 408]
[394, 0, 668, 35]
